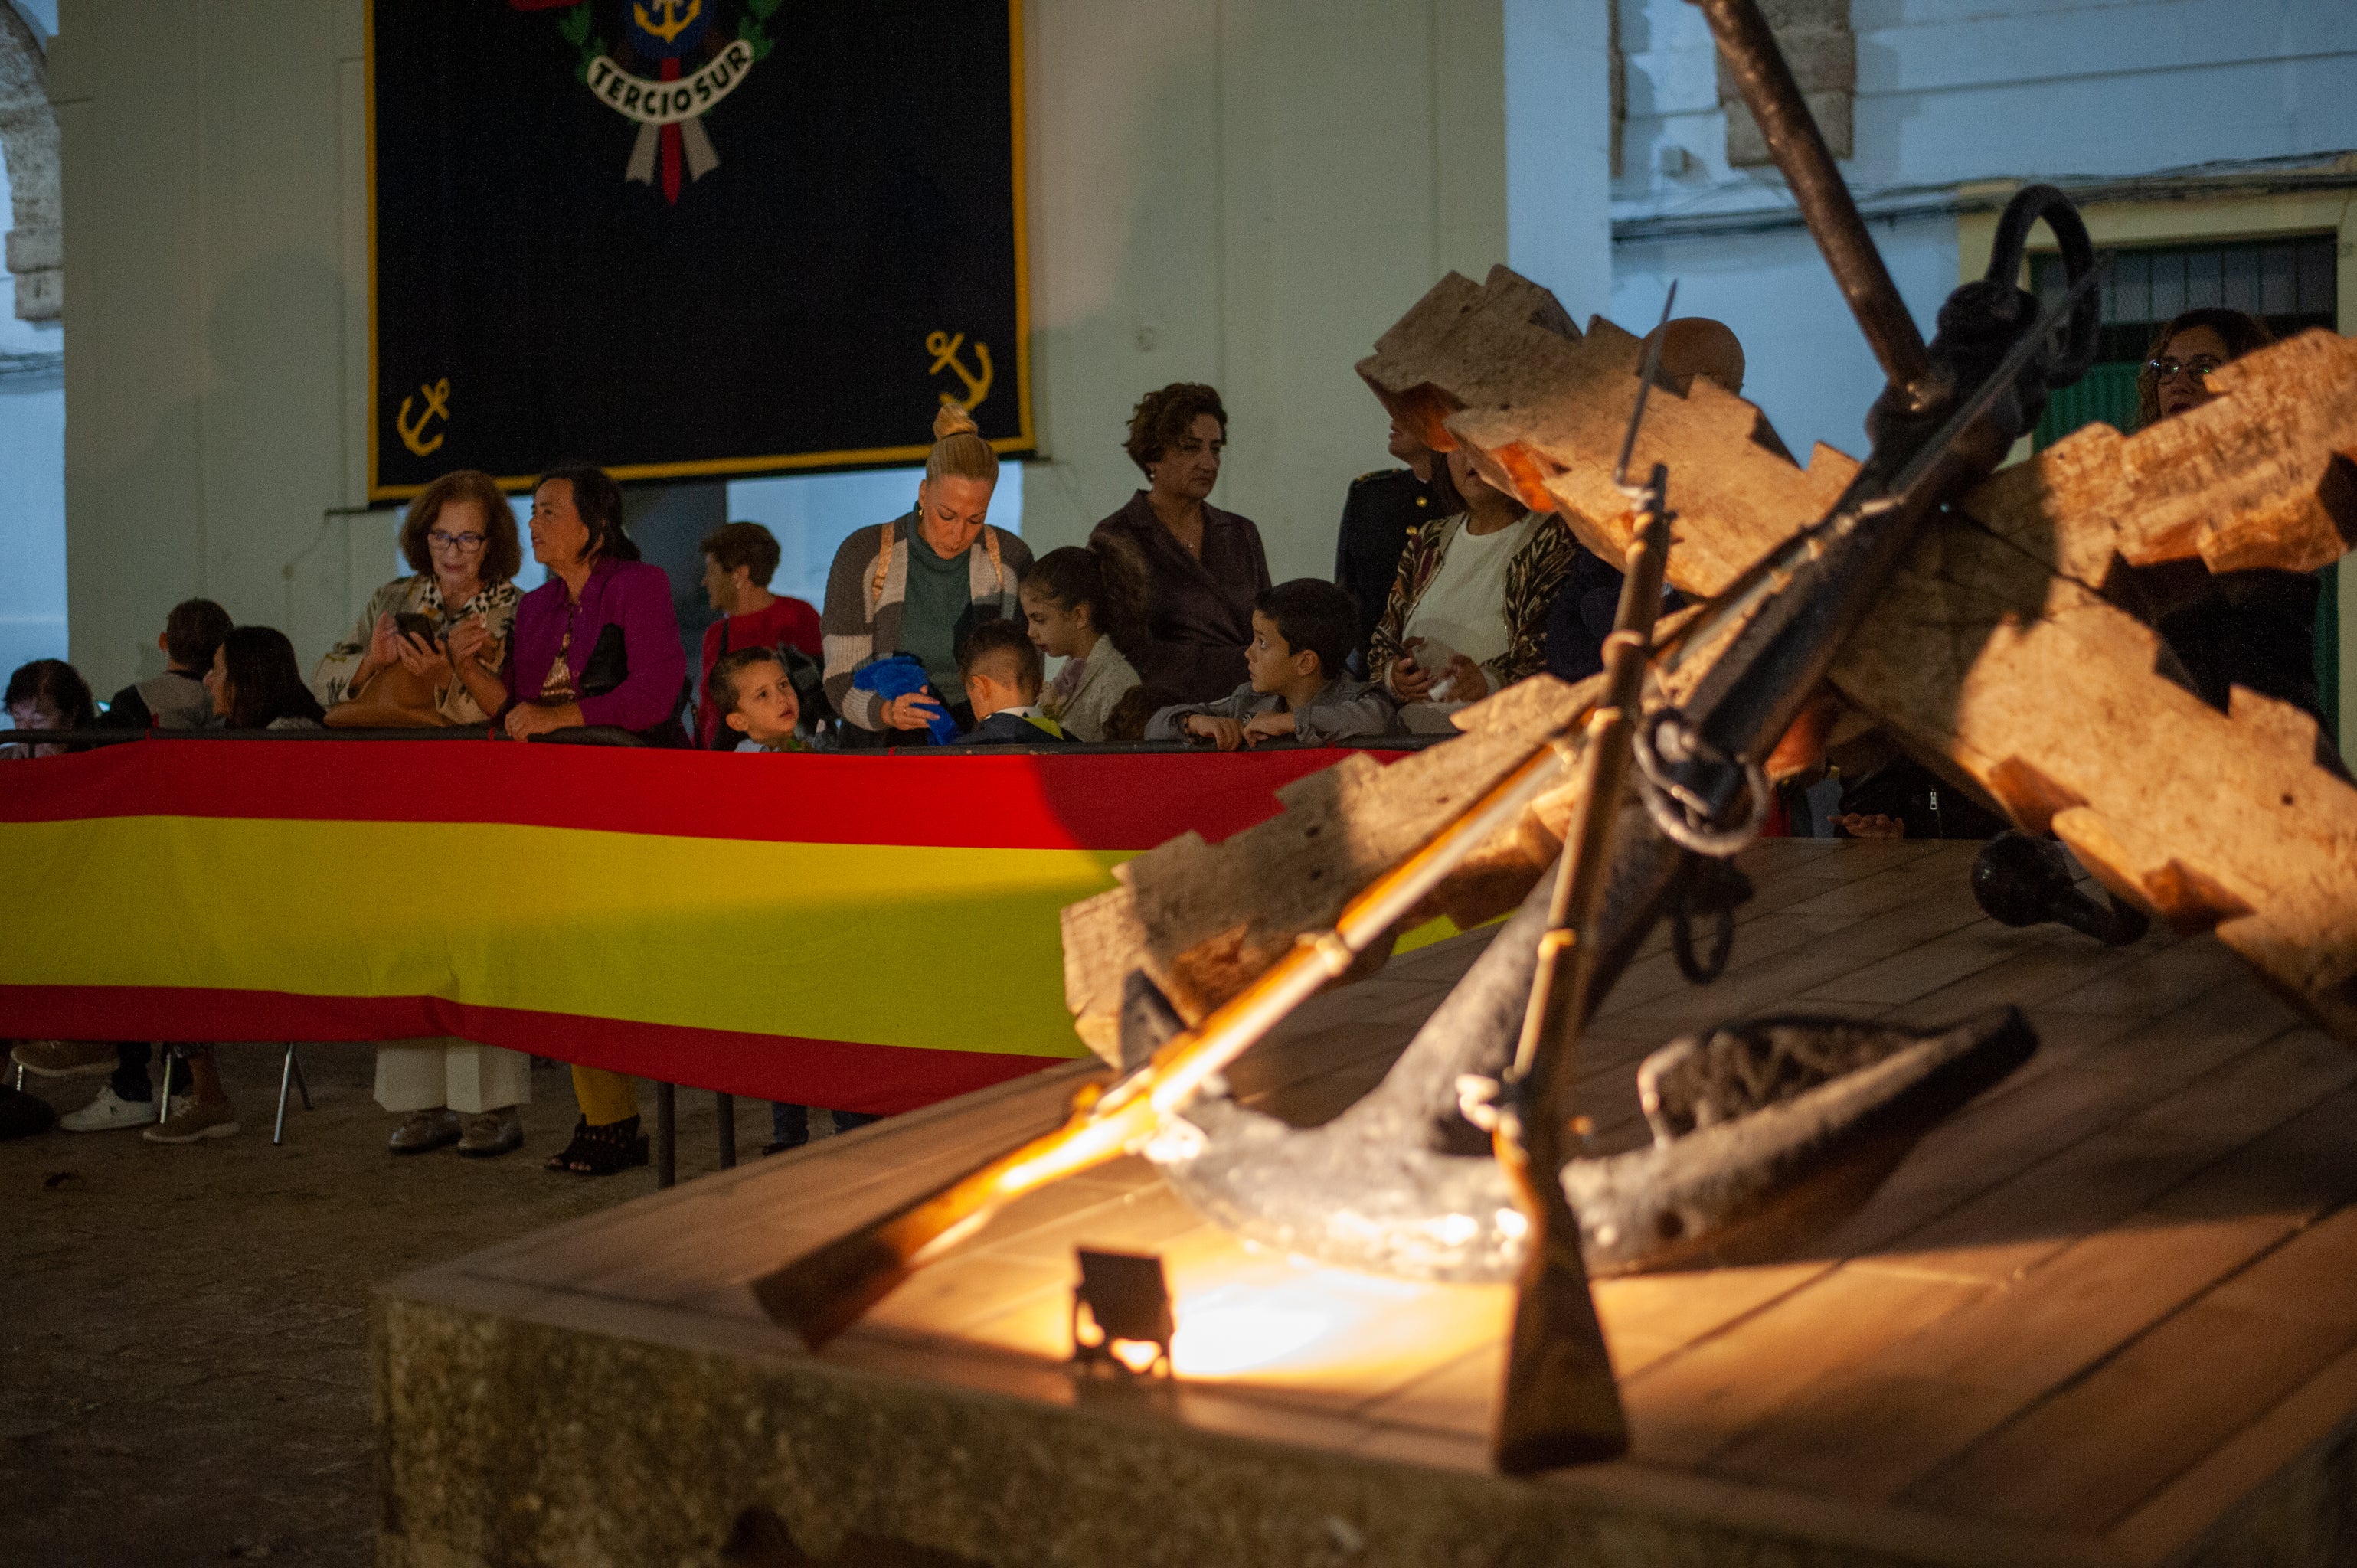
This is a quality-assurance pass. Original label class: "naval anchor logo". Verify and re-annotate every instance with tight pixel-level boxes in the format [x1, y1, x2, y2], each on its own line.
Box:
[514, 0, 778, 204]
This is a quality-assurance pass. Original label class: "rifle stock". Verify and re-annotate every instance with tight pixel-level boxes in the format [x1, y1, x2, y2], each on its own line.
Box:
[755, 1097, 1151, 1348]
[1490, 455, 1676, 1473]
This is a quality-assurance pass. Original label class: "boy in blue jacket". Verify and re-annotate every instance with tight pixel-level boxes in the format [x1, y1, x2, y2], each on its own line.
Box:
[948, 619, 1076, 746]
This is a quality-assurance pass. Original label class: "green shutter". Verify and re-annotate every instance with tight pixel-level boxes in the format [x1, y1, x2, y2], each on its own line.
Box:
[2032, 361, 2141, 452]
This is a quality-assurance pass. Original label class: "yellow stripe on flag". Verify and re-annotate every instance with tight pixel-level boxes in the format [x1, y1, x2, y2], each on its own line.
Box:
[10, 816, 1121, 1057]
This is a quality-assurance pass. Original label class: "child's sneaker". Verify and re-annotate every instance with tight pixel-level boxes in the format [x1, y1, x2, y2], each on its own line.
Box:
[61, 1085, 169, 1132]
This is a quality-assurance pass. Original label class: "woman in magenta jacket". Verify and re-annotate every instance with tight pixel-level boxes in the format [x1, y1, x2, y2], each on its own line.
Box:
[491, 462, 688, 748]
[482, 460, 686, 1174]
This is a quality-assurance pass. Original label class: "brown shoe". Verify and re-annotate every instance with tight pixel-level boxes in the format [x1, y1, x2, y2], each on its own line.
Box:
[142, 1096, 239, 1143]
[11, 1040, 119, 1079]
[456, 1106, 524, 1158]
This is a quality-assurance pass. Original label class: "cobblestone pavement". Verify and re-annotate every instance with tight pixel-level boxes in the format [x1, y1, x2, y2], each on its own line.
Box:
[0, 1044, 809, 1567]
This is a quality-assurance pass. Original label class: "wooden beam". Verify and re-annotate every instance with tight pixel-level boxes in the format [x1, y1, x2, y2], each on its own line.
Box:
[1060, 674, 1594, 1062]
[1831, 522, 2357, 1043]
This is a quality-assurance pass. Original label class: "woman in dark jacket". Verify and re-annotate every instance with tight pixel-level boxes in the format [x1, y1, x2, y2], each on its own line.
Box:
[1090, 383, 1271, 704]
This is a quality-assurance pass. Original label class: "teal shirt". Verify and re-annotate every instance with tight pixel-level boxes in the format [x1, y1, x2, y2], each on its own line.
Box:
[900, 525, 976, 706]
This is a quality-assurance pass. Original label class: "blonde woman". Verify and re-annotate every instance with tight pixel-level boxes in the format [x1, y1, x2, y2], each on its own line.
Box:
[822, 406, 1035, 746]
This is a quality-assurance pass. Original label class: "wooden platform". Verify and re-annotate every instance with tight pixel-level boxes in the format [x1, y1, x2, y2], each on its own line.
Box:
[374, 841, 2357, 1568]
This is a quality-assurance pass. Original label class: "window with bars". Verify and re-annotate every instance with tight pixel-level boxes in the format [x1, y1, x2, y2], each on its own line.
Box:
[2032, 234, 2337, 368]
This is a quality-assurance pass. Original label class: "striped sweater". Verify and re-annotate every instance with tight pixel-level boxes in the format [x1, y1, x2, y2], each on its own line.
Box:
[821, 511, 1033, 733]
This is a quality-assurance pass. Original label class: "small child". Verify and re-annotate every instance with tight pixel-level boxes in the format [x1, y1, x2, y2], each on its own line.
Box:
[102, 598, 232, 731]
[1020, 544, 1142, 742]
[1146, 580, 1394, 750]
[709, 646, 873, 1154]
[708, 647, 811, 753]
[949, 619, 1076, 746]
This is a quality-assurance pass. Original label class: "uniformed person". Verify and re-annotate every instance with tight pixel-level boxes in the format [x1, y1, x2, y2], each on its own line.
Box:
[1333, 413, 1443, 675]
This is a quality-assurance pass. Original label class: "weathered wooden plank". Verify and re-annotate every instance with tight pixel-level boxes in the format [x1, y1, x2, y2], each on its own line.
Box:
[1058, 671, 1593, 1060]
[1957, 328, 2357, 582]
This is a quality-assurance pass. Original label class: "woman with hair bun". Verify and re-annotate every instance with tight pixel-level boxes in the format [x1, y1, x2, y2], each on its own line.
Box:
[1092, 382, 1270, 704]
[822, 405, 1035, 746]
[1020, 537, 1146, 743]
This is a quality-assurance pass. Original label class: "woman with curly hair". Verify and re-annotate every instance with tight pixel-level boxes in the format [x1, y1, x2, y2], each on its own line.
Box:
[312, 469, 524, 724]
[1091, 383, 1271, 703]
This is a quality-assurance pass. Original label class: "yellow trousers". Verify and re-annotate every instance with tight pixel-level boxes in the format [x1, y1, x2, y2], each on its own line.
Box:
[570, 1065, 639, 1126]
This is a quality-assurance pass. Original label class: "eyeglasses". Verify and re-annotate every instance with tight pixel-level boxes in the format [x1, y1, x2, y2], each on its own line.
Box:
[2146, 357, 2224, 384]
[427, 531, 487, 551]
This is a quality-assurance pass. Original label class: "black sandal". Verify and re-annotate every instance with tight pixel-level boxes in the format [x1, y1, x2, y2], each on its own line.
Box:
[544, 1114, 649, 1176]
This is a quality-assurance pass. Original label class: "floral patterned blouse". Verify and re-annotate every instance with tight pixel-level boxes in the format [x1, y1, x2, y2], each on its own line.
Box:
[310, 573, 522, 724]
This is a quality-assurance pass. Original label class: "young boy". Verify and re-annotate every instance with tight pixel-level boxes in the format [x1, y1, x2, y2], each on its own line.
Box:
[1146, 580, 1394, 749]
[698, 521, 822, 750]
[947, 619, 1076, 745]
[100, 597, 232, 731]
[706, 646, 875, 1153]
[706, 646, 812, 753]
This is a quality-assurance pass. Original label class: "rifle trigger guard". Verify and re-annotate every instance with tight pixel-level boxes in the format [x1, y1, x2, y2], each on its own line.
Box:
[1633, 707, 1769, 858]
[1670, 898, 1737, 985]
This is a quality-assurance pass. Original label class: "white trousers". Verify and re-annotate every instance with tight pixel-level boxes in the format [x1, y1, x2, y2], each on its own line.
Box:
[373, 1037, 532, 1115]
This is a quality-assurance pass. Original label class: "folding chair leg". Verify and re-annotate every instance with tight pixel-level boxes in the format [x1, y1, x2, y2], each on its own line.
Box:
[273, 1044, 298, 1145]
[715, 1091, 736, 1171]
[655, 1081, 676, 1189]
[291, 1047, 312, 1111]
[158, 1050, 176, 1125]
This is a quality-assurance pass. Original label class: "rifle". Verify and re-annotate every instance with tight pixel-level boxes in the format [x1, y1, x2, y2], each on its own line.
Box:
[1486, 285, 1682, 1475]
[754, 733, 1582, 1348]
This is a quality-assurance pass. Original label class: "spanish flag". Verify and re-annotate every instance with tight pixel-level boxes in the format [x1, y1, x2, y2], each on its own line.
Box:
[0, 741, 1360, 1112]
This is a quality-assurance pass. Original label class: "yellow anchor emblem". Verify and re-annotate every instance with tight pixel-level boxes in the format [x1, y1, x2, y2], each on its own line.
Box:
[633, 0, 701, 46]
[396, 378, 451, 457]
[925, 331, 993, 412]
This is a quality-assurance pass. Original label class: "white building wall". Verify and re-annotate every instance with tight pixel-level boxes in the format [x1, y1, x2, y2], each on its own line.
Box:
[52, 0, 1518, 697]
[1610, 0, 2357, 461]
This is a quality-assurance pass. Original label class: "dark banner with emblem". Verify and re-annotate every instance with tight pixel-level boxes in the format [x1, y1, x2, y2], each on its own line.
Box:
[368, 0, 1029, 498]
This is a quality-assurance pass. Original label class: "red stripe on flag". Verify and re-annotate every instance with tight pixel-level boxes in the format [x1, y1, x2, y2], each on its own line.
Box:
[0, 742, 1391, 851]
[0, 985, 1071, 1114]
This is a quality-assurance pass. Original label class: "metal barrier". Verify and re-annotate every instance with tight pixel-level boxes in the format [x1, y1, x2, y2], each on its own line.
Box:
[2, 729, 1450, 754]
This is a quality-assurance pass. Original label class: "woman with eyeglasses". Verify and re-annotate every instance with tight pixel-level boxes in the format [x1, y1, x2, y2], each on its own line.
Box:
[2117, 308, 2336, 750]
[311, 469, 525, 724]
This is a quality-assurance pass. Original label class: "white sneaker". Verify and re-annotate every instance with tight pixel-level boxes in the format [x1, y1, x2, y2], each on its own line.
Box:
[61, 1085, 174, 1132]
